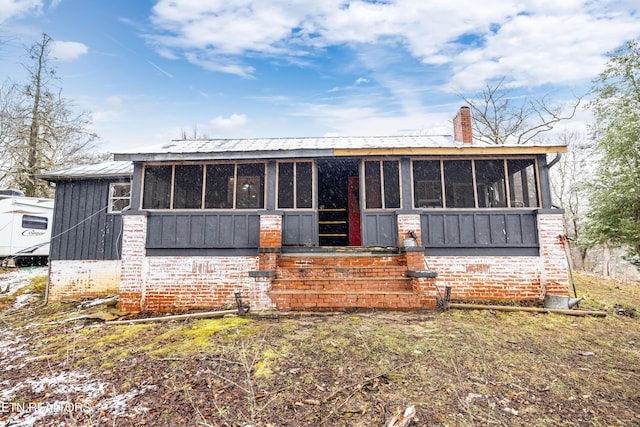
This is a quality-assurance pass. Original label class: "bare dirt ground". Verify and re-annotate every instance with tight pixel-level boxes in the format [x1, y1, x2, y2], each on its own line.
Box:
[0, 269, 638, 426]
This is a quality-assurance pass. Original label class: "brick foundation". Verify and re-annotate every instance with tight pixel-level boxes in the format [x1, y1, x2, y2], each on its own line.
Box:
[426, 256, 542, 301]
[119, 214, 275, 313]
[426, 212, 570, 302]
[114, 211, 568, 313]
[48, 260, 120, 301]
[538, 212, 570, 295]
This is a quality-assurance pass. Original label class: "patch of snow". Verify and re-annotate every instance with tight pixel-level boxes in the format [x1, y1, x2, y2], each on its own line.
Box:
[0, 368, 154, 426]
[22, 371, 108, 398]
[0, 267, 47, 295]
[0, 332, 30, 368]
[13, 294, 37, 308]
[77, 296, 118, 309]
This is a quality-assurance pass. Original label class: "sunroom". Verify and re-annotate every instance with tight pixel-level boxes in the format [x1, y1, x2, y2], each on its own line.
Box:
[133, 154, 546, 255]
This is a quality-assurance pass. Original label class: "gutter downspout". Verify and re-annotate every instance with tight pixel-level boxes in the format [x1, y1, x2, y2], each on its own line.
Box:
[547, 152, 562, 169]
[44, 260, 51, 304]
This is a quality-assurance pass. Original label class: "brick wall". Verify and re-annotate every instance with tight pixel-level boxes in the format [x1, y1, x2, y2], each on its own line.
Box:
[538, 212, 570, 295]
[115, 211, 569, 312]
[48, 260, 120, 301]
[397, 214, 422, 246]
[426, 256, 542, 301]
[140, 256, 271, 312]
[119, 213, 274, 313]
[425, 212, 570, 302]
[259, 214, 282, 248]
[119, 214, 146, 312]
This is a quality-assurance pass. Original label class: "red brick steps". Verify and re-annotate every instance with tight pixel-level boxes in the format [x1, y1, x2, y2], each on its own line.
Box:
[267, 252, 429, 311]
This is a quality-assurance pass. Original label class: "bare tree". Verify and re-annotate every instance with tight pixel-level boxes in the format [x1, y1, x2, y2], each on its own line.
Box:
[0, 80, 20, 184]
[179, 125, 211, 140]
[548, 130, 594, 268]
[0, 33, 98, 197]
[461, 77, 582, 145]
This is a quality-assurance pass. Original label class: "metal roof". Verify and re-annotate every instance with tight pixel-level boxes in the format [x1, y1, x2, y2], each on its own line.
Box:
[113, 135, 567, 162]
[38, 161, 133, 181]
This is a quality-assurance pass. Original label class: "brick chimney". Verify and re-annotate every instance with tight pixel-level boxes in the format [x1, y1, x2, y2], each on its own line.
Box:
[453, 106, 473, 144]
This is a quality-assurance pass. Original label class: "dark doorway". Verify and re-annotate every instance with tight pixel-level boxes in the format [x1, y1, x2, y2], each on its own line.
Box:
[317, 159, 361, 246]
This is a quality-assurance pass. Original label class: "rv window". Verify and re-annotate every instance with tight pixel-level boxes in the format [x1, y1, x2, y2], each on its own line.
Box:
[109, 182, 131, 213]
[22, 215, 48, 230]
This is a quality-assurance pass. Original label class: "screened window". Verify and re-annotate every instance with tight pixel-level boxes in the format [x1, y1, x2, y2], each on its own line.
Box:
[22, 215, 48, 230]
[108, 182, 131, 213]
[508, 159, 539, 207]
[143, 166, 172, 209]
[173, 165, 203, 209]
[142, 162, 265, 210]
[364, 160, 400, 209]
[205, 164, 234, 208]
[443, 160, 474, 208]
[236, 163, 265, 209]
[413, 160, 442, 208]
[475, 160, 507, 208]
[278, 161, 313, 209]
[412, 157, 539, 209]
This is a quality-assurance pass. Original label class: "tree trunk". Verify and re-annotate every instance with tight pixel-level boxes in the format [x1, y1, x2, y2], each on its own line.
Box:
[24, 34, 50, 197]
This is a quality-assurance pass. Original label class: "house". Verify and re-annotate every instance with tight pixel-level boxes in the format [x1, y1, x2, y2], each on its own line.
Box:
[39, 161, 132, 300]
[40, 107, 570, 313]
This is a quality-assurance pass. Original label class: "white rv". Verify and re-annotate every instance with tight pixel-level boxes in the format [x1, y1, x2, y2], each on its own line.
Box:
[0, 190, 54, 266]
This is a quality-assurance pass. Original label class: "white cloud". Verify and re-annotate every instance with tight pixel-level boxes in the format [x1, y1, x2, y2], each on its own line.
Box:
[147, 0, 640, 89]
[50, 40, 88, 61]
[210, 113, 248, 133]
[145, 0, 640, 135]
[0, 0, 42, 23]
[105, 95, 123, 108]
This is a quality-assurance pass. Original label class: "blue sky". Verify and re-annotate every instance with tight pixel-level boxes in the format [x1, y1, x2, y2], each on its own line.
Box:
[1, 0, 639, 154]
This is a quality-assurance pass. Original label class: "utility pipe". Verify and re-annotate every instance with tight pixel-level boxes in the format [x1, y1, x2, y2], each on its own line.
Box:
[448, 303, 606, 317]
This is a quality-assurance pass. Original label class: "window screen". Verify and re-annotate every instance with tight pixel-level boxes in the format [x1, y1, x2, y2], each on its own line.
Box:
[475, 160, 507, 208]
[142, 166, 172, 209]
[278, 161, 313, 209]
[508, 159, 539, 207]
[413, 160, 442, 208]
[173, 165, 203, 209]
[236, 163, 265, 209]
[205, 164, 234, 208]
[443, 160, 475, 208]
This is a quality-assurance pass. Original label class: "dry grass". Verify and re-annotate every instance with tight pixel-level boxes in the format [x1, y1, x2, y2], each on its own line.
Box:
[0, 272, 638, 426]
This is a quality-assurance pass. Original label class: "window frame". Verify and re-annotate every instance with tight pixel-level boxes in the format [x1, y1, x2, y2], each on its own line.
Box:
[108, 181, 132, 213]
[276, 160, 315, 210]
[140, 161, 266, 210]
[411, 157, 540, 209]
[362, 159, 402, 210]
